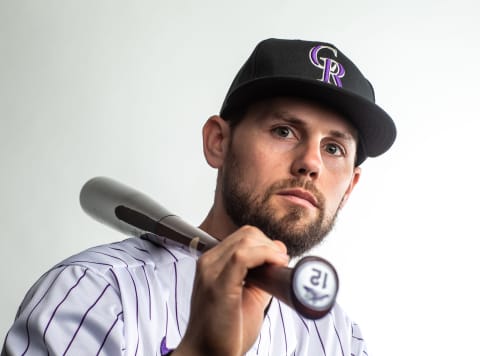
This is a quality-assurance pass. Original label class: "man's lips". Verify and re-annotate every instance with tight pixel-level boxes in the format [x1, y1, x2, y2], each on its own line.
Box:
[276, 188, 319, 208]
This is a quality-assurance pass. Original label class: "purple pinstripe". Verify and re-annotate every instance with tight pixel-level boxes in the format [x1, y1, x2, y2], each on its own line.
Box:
[314, 319, 327, 356]
[134, 247, 150, 254]
[42, 269, 88, 345]
[160, 302, 170, 355]
[141, 265, 152, 320]
[173, 262, 181, 337]
[63, 261, 114, 269]
[155, 244, 182, 338]
[95, 311, 123, 356]
[142, 239, 182, 335]
[109, 269, 121, 291]
[266, 314, 272, 352]
[20, 266, 68, 356]
[124, 267, 140, 355]
[91, 251, 141, 356]
[143, 240, 182, 338]
[255, 328, 262, 355]
[298, 315, 310, 333]
[331, 312, 345, 356]
[62, 284, 111, 355]
[109, 247, 153, 321]
[277, 301, 288, 356]
[351, 323, 364, 342]
[157, 244, 179, 263]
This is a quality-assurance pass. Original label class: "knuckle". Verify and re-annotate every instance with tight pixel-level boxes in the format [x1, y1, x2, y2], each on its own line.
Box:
[235, 236, 252, 249]
[196, 256, 213, 278]
[230, 249, 248, 265]
[194, 264, 215, 288]
[196, 255, 207, 269]
[239, 224, 260, 235]
[273, 239, 287, 252]
[237, 226, 267, 244]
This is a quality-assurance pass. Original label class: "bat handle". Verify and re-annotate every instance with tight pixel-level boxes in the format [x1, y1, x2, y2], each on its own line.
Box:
[247, 256, 338, 319]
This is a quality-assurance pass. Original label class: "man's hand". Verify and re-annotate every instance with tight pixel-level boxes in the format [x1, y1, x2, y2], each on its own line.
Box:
[173, 225, 289, 356]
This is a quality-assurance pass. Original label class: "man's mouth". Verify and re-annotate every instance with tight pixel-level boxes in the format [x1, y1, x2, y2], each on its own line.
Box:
[276, 188, 319, 208]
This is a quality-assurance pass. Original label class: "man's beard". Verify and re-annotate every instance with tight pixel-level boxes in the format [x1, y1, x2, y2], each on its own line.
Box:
[221, 152, 340, 258]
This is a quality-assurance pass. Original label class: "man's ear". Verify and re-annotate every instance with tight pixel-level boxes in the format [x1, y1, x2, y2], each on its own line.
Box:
[202, 115, 231, 168]
[339, 166, 361, 209]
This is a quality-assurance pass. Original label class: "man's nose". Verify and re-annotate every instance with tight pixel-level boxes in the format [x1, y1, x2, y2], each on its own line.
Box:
[290, 142, 322, 179]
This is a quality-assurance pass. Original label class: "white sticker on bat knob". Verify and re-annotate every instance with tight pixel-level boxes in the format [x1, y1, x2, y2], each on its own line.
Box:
[293, 260, 337, 310]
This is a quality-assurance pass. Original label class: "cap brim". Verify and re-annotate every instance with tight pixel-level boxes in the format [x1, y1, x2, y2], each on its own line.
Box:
[220, 77, 396, 165]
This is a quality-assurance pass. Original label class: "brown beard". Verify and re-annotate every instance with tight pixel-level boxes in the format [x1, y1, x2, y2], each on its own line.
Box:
[221, 150, 339, 257]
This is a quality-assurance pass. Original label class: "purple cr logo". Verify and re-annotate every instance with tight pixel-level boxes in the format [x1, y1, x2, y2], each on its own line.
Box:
[309, 45, 345, 87]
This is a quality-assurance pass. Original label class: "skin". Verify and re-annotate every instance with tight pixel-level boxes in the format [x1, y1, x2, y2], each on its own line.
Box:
[173, 97, 361, 356]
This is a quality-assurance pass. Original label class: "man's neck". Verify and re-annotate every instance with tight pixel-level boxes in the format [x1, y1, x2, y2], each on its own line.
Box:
[199, 206, 238, 242]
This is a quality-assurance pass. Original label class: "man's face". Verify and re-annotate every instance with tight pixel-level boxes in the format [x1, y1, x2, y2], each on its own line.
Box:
[220, 97, 360, 257]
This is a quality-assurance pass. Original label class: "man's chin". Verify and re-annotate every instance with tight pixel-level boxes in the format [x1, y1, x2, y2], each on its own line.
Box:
[267, 213, 321, 238]
[268, 202, 319, 225]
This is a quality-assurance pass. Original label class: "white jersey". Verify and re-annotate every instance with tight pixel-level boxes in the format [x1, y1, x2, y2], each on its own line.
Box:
[2, 237, 368, 356]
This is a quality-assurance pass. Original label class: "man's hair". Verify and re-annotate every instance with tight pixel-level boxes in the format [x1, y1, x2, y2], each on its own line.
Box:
[222, 105, 248, 131]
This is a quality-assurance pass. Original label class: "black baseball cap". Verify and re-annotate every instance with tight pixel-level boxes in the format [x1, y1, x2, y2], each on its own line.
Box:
[220, 38, 396, 165]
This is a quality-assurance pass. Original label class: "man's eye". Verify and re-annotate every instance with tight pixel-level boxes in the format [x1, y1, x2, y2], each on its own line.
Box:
[272, 126, 293, 138]
[324, 143, 344, 156]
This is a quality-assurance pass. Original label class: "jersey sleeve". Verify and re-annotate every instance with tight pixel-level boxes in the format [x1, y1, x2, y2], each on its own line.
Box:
[2, 265, 126, 356]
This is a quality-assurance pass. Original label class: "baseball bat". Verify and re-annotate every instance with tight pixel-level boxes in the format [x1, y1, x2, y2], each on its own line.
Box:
[79, 176, 338, 319]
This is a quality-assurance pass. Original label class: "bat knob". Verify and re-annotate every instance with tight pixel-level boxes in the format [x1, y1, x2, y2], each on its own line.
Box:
[291, 256, 339, 319]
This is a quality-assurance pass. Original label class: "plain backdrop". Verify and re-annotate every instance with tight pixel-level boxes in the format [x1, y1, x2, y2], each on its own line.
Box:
[1, 1, 479, 355]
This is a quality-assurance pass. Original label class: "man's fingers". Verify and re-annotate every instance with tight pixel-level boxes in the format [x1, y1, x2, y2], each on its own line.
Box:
[216, 243, 289, 290]
[199, 225, 286, 279]
[272, 239, 287, 255]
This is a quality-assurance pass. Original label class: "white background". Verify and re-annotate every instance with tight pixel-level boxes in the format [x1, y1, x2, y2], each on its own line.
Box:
[1, 1, 479, 355]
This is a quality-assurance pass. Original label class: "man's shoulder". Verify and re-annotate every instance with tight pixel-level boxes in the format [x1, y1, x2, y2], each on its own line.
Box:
[56, 236, 195, 275]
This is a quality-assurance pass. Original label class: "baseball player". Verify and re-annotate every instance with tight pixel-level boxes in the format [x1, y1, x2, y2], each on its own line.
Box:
[2, 38, 396, 356]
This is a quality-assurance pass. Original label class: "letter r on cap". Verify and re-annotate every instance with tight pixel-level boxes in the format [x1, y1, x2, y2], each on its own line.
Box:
[309, 45, 345, 87]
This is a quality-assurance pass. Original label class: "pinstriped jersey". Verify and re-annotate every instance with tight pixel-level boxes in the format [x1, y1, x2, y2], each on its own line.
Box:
[1, 237, 368, 356]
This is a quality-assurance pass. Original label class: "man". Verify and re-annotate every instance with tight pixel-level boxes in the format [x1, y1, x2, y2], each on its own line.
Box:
[2, 38, 396, 355]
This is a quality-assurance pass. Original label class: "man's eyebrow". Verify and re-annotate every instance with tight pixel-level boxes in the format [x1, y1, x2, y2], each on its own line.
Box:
[329, 130, 357, 142]
[271, 111, 307, 126]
